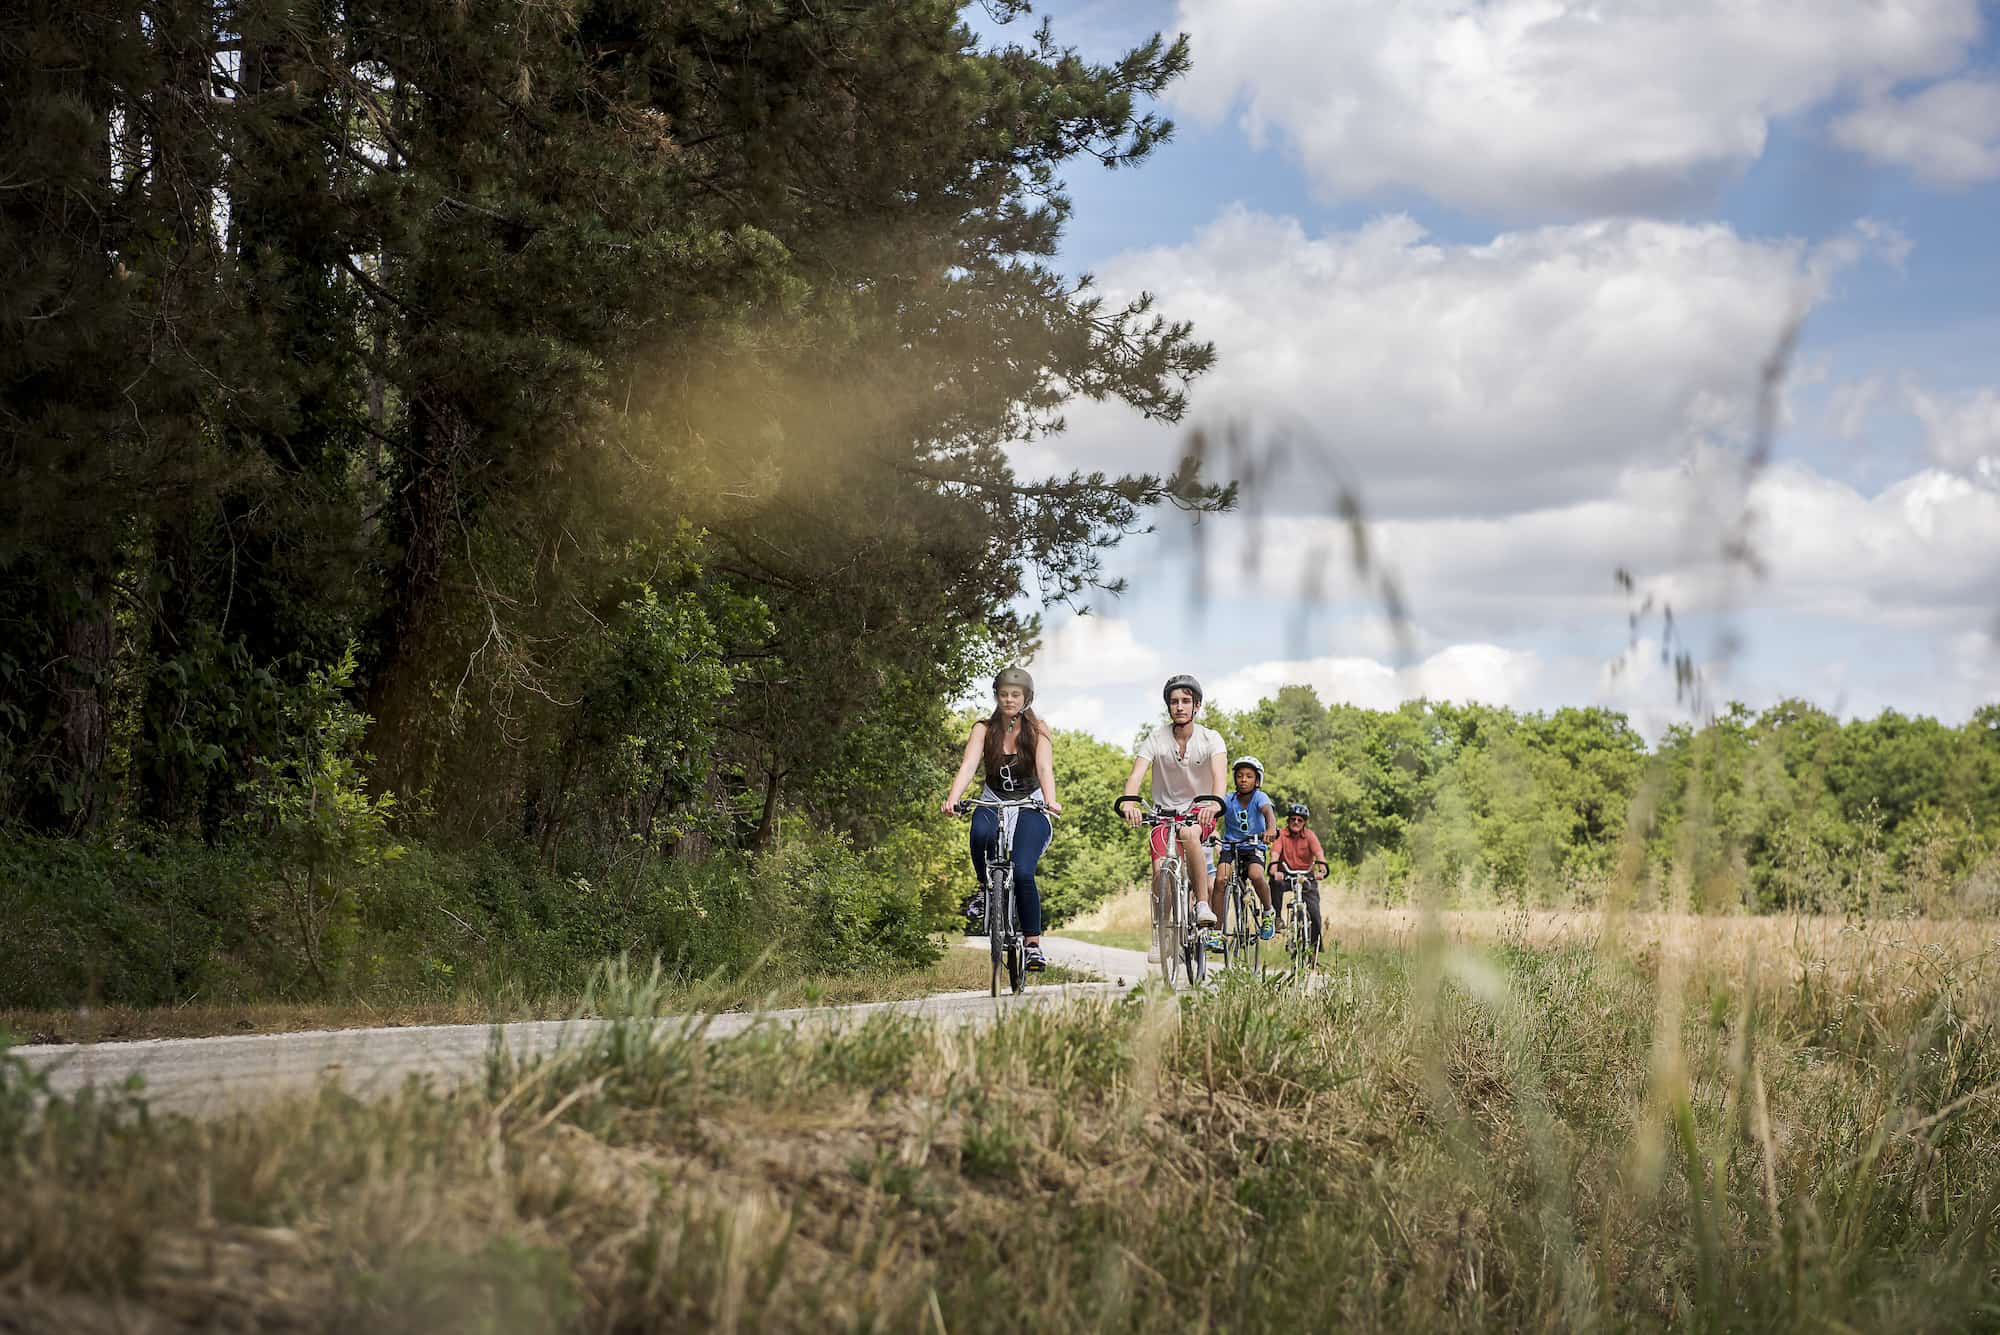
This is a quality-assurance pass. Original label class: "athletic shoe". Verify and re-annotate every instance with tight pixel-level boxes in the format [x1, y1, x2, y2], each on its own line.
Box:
[1024, 944, 1047, 973]
[1204, 929, 1225, 954]
[961, 891, 986, 934]
[1146, 944, 1161, 965]
[1194, 901, 1217, 927]
[1259, 917, 1275, 941]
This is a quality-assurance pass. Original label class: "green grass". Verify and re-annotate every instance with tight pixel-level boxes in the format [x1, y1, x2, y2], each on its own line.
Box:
[1053, 928, 1152, 953]
[6, 921, 1998, 1331]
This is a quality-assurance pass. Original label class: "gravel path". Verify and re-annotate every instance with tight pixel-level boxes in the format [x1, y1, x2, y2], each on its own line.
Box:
[16, 936, 1152, 1119]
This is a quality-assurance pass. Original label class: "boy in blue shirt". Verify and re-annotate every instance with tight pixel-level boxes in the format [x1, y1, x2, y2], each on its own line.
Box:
[1217, 756, 1277, 946]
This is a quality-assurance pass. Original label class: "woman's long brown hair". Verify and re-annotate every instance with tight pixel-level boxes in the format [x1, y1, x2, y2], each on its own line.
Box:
[981, 704, 1041, 788]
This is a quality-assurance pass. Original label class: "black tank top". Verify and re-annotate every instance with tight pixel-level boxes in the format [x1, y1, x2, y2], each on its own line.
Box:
[984, 749, 1039, 796]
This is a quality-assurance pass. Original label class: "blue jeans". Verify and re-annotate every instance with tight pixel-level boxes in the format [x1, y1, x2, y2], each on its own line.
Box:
[969, 807, 1051, 937]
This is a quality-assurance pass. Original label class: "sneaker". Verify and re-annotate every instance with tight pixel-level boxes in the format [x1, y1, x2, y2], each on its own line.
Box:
[961, 891, 986, 931]
[1024, 944, 1047, 973]
[1146, 943, 1161, 965]
[1194, 901, 1217, 927]
[1259, 916, 1275, 942]
[1204, 929, 1225, 953]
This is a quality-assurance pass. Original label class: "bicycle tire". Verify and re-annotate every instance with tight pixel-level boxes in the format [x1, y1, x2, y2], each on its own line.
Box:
[1183, 880, 1206, 986]
[1155, 864, 1183, 990]
[988, 864, 1008, 998]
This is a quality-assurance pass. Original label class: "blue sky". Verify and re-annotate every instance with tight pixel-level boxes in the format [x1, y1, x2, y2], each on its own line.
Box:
[972, 0, 2000, 747]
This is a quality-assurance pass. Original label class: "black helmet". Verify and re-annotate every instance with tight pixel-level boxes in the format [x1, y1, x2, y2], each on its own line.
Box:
[1162, 673, 1203, 705]
[993, 666, 1034, 705]
[1287, 802, 1310, 818]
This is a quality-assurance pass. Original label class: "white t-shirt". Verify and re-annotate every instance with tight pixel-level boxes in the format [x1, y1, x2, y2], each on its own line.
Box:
[1136, 724, 1227, 810]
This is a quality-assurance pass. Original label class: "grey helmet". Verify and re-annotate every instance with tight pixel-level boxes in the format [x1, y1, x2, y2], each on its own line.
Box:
[993, 666, 1034, 705]
[1287, 802, 1311, 818]
[1161, 673, 1203, 705]
[1232, 755, 1264, 783]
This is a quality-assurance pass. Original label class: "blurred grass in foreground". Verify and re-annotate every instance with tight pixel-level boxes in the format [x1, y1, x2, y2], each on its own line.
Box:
[4, 916, 1997, 1332]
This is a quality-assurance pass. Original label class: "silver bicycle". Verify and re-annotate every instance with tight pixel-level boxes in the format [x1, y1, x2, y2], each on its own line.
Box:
[1115, 794, 1222, 991]
[956, 796, 1055, 997]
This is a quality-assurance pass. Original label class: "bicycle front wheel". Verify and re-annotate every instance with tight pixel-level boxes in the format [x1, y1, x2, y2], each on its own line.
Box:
[1155, 865, 1183, 990]
[988, 866, 1008, 997]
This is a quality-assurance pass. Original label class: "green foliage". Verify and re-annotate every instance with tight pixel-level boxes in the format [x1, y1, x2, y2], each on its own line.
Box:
[241, 645, 405, 989]
[1203, 689, 1998, 911]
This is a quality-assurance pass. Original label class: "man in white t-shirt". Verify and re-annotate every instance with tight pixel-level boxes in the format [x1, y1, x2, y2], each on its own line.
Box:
[1122, 673, 1229, 946]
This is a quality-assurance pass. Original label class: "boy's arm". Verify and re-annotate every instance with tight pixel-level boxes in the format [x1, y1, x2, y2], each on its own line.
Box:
[1121, 752, 1149, 798]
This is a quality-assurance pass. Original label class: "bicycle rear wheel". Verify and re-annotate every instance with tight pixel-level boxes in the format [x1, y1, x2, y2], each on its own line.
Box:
[1183, 886, 1207, 986]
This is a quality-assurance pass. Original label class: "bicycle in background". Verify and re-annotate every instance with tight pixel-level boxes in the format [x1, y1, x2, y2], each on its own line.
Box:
[1114, 793, 1223, 991]
[955, 795, 1056, 997]
[1274, 859, 1331, 977]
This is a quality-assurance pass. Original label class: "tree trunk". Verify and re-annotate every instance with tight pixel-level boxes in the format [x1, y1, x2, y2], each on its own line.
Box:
[45, 566, 115, 833]
[368, 394, 474, 789]
[752, 761, 783, 851]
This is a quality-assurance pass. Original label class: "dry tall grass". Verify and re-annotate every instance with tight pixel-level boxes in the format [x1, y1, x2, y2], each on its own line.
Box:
[4, 915, 1996, 1332]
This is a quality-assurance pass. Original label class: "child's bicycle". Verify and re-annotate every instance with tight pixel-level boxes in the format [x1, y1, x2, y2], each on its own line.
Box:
[1114, 794, 1223, 991]
[955, 796, 1056, 997]
[1217, 842, 1269, 978]
[1273, 859, 1331, 978]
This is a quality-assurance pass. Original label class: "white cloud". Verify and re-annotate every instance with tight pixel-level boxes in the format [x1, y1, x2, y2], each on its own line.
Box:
[1172, 0, 1981, 216]
[1906, 382, 2000, 485]
[1035, 210, 1900, 521]
[1026, 614, 1163, 683]
[1833, 75, 2000, 186]
[1181, 451, 2000, 642]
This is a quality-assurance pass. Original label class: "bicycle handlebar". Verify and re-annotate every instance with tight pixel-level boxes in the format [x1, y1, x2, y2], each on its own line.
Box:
[1112, 793, 1223, 825]
[1271, 860, 1332, 879]
[953, 796, 1058, 818]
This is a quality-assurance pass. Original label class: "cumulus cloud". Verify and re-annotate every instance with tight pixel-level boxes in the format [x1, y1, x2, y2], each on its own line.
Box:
[1834, 76, 2000, 186]
[1209, 643, 1543, 713]
[1035, 210, 1899, 520]
[1170, 0, 1980, 216]
[1906, 382, 2000, 485]
[1181, 452, 2000, 643]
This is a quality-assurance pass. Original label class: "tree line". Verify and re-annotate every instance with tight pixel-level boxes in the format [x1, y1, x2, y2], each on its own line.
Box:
[1190, 689, 2000, 913]
[2, 0, 1226, 856]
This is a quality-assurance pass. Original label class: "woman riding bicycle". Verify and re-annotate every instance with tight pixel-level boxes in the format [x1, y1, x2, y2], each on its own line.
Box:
[1217, 756, 1277, 947]
[942, 667, 1062, 972]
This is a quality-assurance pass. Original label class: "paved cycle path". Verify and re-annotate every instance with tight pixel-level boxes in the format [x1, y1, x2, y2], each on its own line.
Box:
[16, 936, 1149, 1120]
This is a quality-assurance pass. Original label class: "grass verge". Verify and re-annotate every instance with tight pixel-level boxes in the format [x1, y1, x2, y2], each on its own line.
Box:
[4, 922, 1996, 1331]
[2, 946, 1074, 1044]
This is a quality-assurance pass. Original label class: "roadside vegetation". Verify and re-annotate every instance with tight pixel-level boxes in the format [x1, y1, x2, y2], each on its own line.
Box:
[6, 917, 1995, 1331]
[0, 949, 1079, 1045]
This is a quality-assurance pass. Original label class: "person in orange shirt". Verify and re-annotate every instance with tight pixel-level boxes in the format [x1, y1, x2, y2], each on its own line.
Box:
[1268, 802, 1327, 955]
